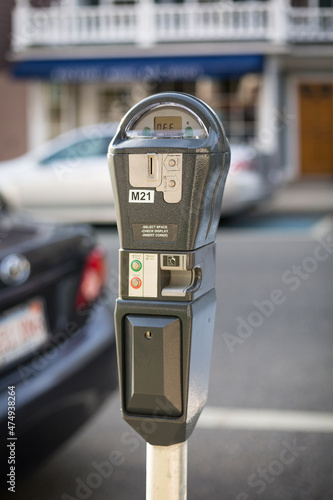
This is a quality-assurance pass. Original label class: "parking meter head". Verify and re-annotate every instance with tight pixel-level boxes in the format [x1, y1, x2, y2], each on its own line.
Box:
[107, 93, 230, 446]
[108, 92, 230, 251]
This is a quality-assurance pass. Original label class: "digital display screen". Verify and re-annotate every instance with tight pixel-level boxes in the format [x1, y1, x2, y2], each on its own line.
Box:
[154, 116, 182, 131]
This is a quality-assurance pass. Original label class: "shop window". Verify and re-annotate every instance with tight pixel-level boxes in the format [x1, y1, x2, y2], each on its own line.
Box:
[99, 0, 137, 4]
[155, 81, 196, 94]
[77, 0, 100, 5]
[218, 75, 260, 143]
[98, 88, 134, 123]
[43, 83, 77, 139]
[157, 77, 259, 144]
[154, 0, 183, 4]
[290, 0, 309, 6]
[30, 0, 59, 6]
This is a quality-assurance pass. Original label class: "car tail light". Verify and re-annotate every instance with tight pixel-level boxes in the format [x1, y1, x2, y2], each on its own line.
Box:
[75, 246, 107, 309]
[232, 160, 252, 172]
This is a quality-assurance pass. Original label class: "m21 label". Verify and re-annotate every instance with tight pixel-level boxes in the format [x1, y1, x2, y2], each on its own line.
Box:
[129, 190, 154, 203]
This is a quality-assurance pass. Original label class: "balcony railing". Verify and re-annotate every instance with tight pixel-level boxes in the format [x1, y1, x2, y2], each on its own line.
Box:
[12, 6, 137, 49]
[288, 7, 333, 41]
[12, 1, 333, 52]
[154, 4, 272, 41]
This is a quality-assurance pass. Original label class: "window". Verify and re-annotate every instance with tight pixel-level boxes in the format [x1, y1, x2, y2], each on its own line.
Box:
[40, 136, 113, 165]
[195, 76, 260, 143]
[78, 0, 99, 5]
[218, 75, 260, 143]
[290, 0, 309, 6]
[30, 0, 59, 6]
[43, 83, 77, 140]
[98, 88, 133, 123]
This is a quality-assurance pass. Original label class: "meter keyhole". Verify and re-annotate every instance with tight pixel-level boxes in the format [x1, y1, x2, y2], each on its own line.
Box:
[145, 330, 153, 340]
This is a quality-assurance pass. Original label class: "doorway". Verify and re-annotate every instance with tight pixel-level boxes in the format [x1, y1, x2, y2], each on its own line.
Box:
[299, 83, 333, 175]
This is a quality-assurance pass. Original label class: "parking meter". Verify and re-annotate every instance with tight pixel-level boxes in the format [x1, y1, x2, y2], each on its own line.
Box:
[108, 92, 230, 446]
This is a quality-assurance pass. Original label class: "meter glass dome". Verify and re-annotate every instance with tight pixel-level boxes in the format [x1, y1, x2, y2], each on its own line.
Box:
[125, 104, 208, 139]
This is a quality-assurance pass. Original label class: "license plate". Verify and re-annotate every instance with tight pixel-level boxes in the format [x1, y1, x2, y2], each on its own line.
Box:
[0, 299, 49, 368]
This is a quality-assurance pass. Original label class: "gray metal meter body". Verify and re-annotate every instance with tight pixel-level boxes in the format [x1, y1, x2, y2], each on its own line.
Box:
[108, 92, 230, 446]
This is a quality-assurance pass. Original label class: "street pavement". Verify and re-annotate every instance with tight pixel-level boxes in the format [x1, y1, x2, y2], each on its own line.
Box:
[265, 180, 333, 214]
[4, 184, 333, 500]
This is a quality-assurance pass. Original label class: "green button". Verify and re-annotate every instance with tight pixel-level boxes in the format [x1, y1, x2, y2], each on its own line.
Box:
[131, 260, 142, 272]
[185, 126, 193, 138]
[143, 127, 151, 137]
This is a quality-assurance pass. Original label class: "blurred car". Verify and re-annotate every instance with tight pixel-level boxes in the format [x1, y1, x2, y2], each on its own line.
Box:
[0, 123, 118, 224]
[0, 124, 281, 223]
[222, 143, 282, 216]
[0, 207, 117, 475]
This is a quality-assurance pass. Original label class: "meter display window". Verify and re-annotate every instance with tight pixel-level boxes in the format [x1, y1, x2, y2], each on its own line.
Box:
[125, 104, 208, 139]
[154, 116, 182, 133]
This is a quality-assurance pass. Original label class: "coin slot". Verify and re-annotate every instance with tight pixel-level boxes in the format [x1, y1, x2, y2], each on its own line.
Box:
[146, 154, 158, 182]
[148, 157, 154, 177]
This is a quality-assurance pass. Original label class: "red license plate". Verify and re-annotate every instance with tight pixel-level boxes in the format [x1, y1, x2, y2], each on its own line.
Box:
[0, 299, 49, 368]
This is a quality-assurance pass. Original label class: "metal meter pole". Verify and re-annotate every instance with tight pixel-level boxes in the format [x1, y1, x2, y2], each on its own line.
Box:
[146, 442, 188, 500]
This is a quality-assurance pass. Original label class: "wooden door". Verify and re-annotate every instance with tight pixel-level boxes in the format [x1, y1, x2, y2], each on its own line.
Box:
[299, 83, 333, 175]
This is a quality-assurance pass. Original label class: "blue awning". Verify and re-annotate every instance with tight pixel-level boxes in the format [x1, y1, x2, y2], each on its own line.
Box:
[12, 54, 263, 82]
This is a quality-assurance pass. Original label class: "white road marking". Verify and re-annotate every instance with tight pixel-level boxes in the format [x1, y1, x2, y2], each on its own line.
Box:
[310, 215, 333, 239]
[198, 407, 333, 433]
[218, 232, 326, 243]
[218, 215, 333, 242]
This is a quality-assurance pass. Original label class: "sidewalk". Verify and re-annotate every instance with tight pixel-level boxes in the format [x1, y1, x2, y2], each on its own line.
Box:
[263, 180, 333, 214]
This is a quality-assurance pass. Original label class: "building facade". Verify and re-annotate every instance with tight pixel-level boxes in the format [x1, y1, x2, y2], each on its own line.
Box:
[2, 0, 333, 177]
[0, 0, 27, 161]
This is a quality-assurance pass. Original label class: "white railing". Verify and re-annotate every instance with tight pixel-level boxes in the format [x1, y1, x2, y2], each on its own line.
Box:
[11, 2, 333, 51]
[154, 4, 271, 41]
[288, 8, 333, 41]
[12, 5, 137, 49]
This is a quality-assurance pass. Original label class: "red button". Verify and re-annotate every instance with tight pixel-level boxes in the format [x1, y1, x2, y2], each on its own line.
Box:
[131, 277, 142, 289]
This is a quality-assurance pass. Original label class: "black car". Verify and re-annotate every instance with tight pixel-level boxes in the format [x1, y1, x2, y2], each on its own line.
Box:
[0, 209, 118, 480]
